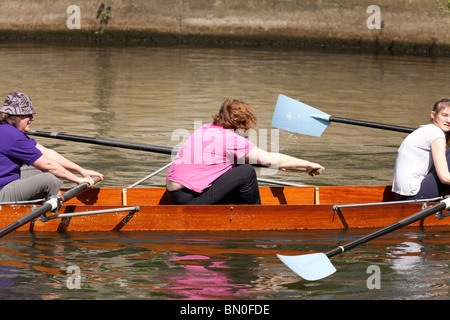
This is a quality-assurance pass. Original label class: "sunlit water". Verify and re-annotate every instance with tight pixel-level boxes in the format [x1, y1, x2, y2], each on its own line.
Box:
[2, 43, 449, 188]
[0, 228, 449, 300]
[0, 44, 449, 301]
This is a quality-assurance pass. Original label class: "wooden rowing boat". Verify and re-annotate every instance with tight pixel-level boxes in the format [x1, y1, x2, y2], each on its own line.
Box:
[0, 185, 449, 232]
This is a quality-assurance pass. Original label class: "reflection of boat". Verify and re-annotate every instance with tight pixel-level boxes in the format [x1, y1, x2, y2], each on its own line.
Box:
[1, 186, 449, 232]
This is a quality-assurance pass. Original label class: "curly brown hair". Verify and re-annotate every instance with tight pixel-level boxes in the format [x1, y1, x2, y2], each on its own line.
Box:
[212, 99, 257, 131]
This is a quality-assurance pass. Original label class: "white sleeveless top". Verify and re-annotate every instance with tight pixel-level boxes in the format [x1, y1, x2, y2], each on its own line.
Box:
[392, 124, 445, 196]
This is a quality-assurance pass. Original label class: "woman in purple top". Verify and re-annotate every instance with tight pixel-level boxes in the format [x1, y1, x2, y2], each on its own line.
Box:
[165, 98, 324, 205]
[0, 92, 103, 203]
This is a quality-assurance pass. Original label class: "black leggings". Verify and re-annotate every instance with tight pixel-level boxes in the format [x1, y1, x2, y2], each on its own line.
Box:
[167, 164, 261, 205]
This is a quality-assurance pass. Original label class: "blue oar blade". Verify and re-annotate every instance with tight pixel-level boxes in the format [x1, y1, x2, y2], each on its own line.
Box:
[271, 94, 331, 137]
[277, 252, 337, 281]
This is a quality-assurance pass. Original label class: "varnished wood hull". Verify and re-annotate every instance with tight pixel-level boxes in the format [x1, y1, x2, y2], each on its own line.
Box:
[1, 186, 448, 232]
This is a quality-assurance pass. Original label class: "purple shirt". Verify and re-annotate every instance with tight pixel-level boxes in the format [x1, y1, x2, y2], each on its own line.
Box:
[0, 124, 42, 189]
[166, 123, 255, 193]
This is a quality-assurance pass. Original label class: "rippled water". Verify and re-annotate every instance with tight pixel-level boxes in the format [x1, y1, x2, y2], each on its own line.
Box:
[2, 43, 449, 188]
[0, 44, 450, 302]
[0, 228, 449, 301]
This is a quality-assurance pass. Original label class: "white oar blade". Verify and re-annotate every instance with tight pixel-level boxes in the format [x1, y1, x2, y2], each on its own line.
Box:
[277, 252, 336, 281]
[271, 94, 331, 137]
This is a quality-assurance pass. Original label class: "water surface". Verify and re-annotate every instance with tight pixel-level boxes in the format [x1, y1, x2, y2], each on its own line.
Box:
[1, 44, 449, 188]
[0, 228, 449, 301]
[0, 44, 449, 302]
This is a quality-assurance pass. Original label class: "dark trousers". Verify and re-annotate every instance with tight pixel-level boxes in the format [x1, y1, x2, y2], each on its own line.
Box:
[396, 149, 450, 200]
[167, 164, 261, 205]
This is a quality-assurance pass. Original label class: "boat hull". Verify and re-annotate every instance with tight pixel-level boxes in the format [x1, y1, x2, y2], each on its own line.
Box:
[0, 186, 448, 232]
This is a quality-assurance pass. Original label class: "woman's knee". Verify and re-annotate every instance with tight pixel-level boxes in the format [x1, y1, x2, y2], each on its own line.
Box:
[236, 164, 257, 178]
[25, 172, 63, 199]
[38, 173, 63, 196]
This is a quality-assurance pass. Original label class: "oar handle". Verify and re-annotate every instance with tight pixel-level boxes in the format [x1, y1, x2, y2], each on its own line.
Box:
[329, 116, 415, 133]
[325, 199, 450, 258]
[60, 175, 101, 201]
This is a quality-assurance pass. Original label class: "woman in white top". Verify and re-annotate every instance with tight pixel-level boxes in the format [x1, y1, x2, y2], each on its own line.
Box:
[392, 98, 450, 200]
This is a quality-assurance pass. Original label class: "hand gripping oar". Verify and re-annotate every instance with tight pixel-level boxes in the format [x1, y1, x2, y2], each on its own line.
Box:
[0, 176, 101, 238]
[271, 94, 415, 136]
[27, 130, 177, 155]
[277, 197, 450, 281]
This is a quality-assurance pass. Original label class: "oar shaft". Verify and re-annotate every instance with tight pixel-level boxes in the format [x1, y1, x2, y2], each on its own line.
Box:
[0, 203, 53, 238]
[329, 116, 415, 133]
[28, 130, 177, 155]
[0, 176, 101, 238]
[325, 200, 448, 258]
[28, 131, 267, 170]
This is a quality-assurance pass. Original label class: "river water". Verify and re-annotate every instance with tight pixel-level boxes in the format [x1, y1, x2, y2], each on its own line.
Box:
[0, 44, 449, 302]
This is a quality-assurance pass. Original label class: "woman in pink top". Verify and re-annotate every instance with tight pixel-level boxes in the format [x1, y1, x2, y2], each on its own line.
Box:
[166, 99, 324, 205]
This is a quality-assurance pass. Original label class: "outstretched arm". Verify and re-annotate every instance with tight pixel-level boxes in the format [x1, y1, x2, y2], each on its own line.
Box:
[245, 146, 324, 176]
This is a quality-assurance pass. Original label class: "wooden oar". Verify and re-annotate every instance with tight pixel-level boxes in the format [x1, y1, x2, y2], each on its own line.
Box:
[271, 94, 415, 136]
[0, 176, 101, 238]
[28, 130, 177, 155]
[277, 197, 450, 281]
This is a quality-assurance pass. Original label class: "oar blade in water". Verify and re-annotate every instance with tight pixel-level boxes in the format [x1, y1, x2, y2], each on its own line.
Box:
[271, 94, 331, 137]
[277, 252, 337, 281]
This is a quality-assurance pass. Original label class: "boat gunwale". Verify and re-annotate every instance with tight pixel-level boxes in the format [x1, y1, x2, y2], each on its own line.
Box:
[0, 185, 447, 232]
